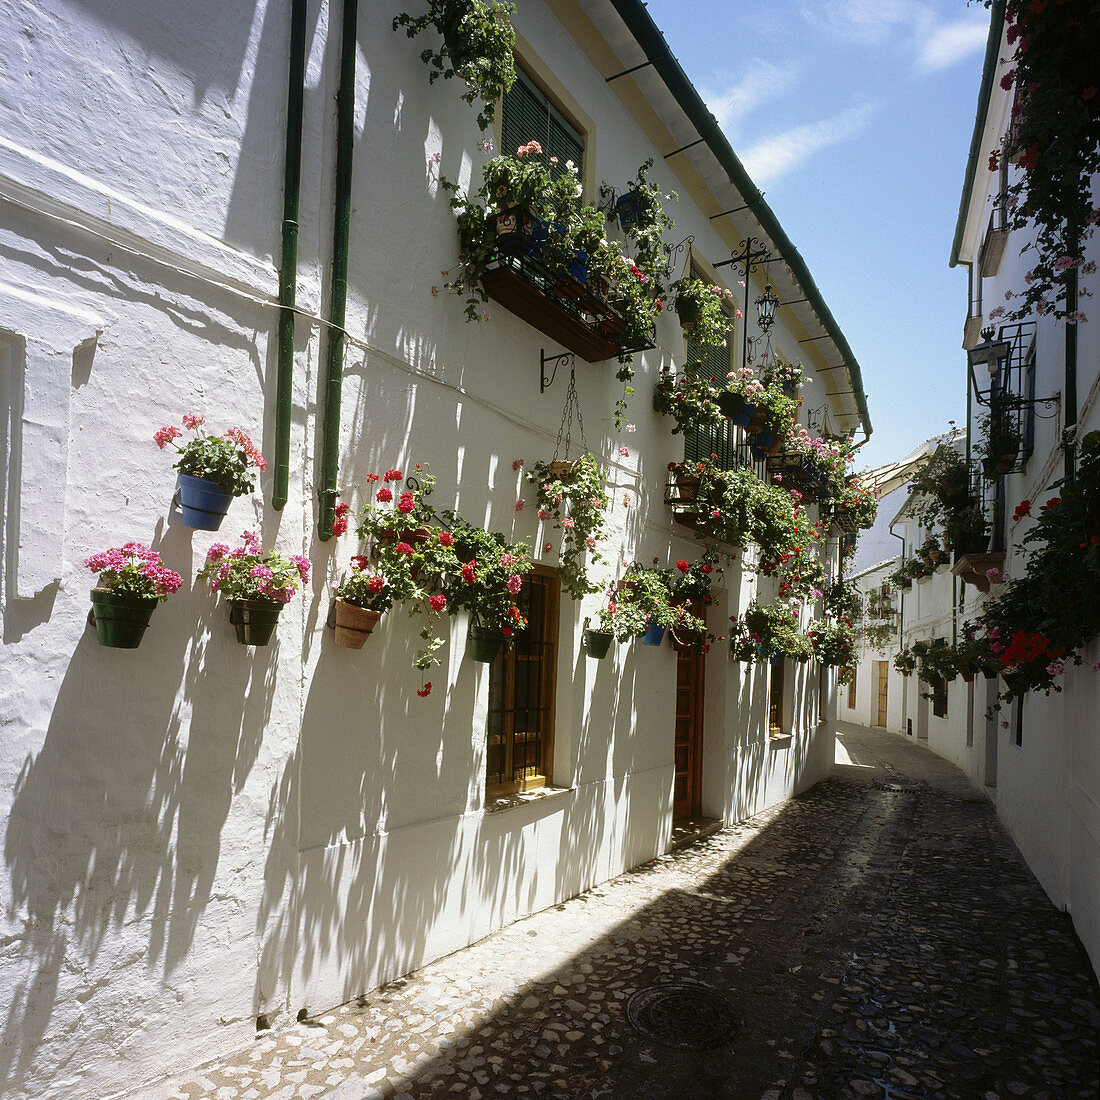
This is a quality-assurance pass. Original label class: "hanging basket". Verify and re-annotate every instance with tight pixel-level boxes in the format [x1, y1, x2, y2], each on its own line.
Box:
[228, 598, 283, 646]
[175, 474, 234, 531]
[88, 588, 159, 649]
[545, 459, 578, 481]
[332, 598, 383, 650]
[583, 627, 613, 659]
[670, 628, 705, 654]
[674, 296, 701, 325]
[468, 624, 505, 663]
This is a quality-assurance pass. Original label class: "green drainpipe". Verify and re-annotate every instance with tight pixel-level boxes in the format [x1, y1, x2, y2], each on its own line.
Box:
[1065, 268, 1078, 484]
[318, 0, 358, 540]
[272, 0, 308, 511]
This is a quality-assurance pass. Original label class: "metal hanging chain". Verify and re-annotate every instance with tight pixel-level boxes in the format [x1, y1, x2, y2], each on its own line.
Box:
[553, 365, 589, 461]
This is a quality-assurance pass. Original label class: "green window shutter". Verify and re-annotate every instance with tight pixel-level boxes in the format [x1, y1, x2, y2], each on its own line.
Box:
[684, 323, 738, 466]
[501, 68, 583, 183]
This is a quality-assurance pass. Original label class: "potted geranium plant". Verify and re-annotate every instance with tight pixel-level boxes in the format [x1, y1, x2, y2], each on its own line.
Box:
[608, 562, 681, 645]
[526, 453, 609, 599]
[392, 0, 516, 131]
[156, 415, 266, 530]
[743, 601, 804, 662]
[652, 369, 723, 435]
[893, 648, 917, 676]
[198, 530, 309, 646]
[807, 619, 857, 667]
[444, 526, 530, 661]
[85, 542, 183, 648]
[331, 555, 396, 650]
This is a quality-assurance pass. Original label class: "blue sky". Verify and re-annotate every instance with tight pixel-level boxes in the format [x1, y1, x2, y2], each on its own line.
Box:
[645, 0, 993, 471]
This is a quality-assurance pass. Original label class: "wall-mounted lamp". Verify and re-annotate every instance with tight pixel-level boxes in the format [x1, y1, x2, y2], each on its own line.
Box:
[967, 327, 1012, 378]
[755, 283, 779, 332]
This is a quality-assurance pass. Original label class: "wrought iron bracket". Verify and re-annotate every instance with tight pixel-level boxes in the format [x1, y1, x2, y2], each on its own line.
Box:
[663, 235, 694, 280]
[541, 349, 575, 394]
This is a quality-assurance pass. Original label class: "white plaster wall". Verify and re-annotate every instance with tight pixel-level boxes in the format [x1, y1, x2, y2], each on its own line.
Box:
[0, 2, 844, 1095]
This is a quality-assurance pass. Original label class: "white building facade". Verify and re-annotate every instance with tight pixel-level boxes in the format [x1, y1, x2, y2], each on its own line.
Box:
[0, 1, 872, 1096]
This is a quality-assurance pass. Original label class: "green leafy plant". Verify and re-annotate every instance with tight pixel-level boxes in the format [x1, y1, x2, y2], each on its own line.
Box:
[605, 158, 678, 287]
[444, 526, 531, 634]
[669, 276, 735, 350]
[198, 530, 309, 604]
[393, 0, 516, 131]
[985, 0, 1099, 321]
[155, 415, 265, 496]
[652, 370, 723, 434]
[913, 638, 958, 685]
[84, 542, 183, 601]
[808, 619, 857, 667]
[526, 454, 609, 600]
[743, 601, 804, 659]
[974, 430, 1100, 705]
[893, 648, 917, 676]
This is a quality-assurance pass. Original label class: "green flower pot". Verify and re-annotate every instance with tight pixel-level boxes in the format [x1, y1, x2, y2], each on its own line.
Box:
[228, 598, 283, 646]
[89, 589, 159, 649]
[583, 628, 613, 659]
[469, 624, 505, 663]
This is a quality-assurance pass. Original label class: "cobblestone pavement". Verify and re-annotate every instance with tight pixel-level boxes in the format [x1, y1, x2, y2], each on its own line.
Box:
[133, 726, 1100, 1100]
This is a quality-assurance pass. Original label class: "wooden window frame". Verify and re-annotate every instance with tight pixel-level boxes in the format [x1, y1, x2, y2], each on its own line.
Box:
[485, 565, 559, 798]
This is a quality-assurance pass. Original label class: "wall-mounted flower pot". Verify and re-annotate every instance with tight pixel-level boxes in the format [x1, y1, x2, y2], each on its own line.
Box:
[716, 391, 747, 421]
[670, 629, 705, 655]
[750, 432, 782, 459]
[769, 654, 785, 667]
[332, 598, 382, 650]
[469, 624, 504, 663]
[176, 473, 234, 531]
[583, 628, 613, 659]
[88, 588, 159, 649]
[639, 622, 666, 646]
[228, 598, 283, 646]
[615, 191, 642, 229]
[982, 451, 1017, 478]
[674, 296, 701, 325]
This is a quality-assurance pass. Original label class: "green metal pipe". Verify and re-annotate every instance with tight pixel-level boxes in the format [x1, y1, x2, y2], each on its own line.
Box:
[272, 0, 308, 511]
[318, 0, 358, 540]
[1065, 268, 1078, 484]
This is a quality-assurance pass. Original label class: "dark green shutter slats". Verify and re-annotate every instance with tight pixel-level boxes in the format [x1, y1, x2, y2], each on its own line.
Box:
[684, 325, 738, 466]
[501, 68, 583, 184]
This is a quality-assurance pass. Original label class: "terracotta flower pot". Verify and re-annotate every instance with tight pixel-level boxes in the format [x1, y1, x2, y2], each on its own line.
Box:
[333, 598, 382, 650]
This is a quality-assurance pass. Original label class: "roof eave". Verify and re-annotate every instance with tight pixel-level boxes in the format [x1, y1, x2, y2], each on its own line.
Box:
[606, 0, 872, 436]
[950, 0, 1005, 268]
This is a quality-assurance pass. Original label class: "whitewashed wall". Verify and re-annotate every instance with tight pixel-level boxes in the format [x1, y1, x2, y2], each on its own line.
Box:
[0, 2, 845, 1096]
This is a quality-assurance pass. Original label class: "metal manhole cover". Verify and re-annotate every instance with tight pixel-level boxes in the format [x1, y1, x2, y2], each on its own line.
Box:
[626, 982, 742, 1050]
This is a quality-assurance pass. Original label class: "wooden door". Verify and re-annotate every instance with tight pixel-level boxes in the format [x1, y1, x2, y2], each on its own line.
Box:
[673, 607, 705, 822]
[876, 661, 889, 727]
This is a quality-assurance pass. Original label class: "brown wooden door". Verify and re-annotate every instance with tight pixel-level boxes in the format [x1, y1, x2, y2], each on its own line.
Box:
[876, 661, 889, 727]
[673, 606, 705, 822]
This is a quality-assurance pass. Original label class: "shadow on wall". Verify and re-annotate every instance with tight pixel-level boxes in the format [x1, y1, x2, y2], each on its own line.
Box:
[1, 559, 277, 1094]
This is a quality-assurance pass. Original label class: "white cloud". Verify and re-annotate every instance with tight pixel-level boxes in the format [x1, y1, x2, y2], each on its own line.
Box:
[739, 103, 877, 187]
[700, 62, 795, 136]
[917, 18, 990, 72]
[797, 0, 920, 44]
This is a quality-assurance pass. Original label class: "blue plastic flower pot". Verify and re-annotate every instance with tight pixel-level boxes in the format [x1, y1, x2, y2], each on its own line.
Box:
[615, 192, 641, 229]
[728, 399, 756, 428]
[567, 249, 588, 284]
[176, 474, 234, 531]
[639, 622, 666, 647]
[770, 654, 785, 667]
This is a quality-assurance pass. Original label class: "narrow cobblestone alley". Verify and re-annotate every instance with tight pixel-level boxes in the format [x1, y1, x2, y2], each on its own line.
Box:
[133, 726, 1100, 1100]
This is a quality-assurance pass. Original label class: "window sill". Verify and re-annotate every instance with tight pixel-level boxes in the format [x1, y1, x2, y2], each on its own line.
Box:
[484, 784, 576, 816]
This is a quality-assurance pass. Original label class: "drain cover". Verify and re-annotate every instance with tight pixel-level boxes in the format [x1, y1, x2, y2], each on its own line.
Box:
[626, 982, 742, 1050]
